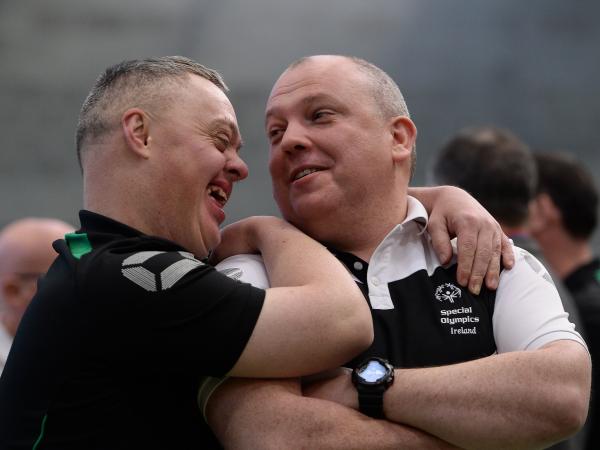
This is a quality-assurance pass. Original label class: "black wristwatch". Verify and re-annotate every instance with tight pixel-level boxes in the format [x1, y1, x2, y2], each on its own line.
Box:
[351, 357, 394, 419]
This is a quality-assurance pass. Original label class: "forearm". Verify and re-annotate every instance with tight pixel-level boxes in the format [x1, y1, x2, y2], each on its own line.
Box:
[208, 378, 459, 450]
[385, 341, 590, 449]
[407, 186, 442, 212]
[249, 216, 372, 347]
[224, 217, 372, 377]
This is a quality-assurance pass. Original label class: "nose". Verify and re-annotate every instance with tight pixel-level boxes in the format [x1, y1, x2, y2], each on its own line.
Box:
[280, 121, 310, 154]
[226, 151, 249, 181]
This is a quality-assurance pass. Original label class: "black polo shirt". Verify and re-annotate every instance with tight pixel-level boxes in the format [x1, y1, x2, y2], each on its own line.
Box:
[332, 249, 497, 369]
[0, 210, 265, 450]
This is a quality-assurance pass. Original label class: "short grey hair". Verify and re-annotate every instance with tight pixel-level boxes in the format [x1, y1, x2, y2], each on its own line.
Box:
[76, 56, 228, 169]
[288, 55, 416, 177]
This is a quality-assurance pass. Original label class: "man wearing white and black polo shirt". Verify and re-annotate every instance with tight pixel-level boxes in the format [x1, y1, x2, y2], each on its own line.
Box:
[203, 55, 591, 449]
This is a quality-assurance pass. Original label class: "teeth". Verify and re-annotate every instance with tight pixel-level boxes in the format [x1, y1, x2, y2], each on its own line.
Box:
[207, 185, 228, 204]
[294, 168, 319, 181]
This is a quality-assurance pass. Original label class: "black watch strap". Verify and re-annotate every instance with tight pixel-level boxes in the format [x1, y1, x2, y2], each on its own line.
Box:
[358, 388, 385, 419]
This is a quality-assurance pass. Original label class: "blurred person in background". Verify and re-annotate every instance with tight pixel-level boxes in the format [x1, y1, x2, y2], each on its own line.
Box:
[0, 217, 74, 375]
[529, 151, 600, 450]
[201, 56, 590, 449]
[430, 126, 589, 449]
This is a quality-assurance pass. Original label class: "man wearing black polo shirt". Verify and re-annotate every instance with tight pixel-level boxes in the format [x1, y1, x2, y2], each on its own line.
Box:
[204, 56, 591, 449]
[0, 56, 377, 449]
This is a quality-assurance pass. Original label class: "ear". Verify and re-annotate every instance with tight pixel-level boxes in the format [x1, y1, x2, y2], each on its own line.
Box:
[529, 193, 561, 232]
[537, 193, 561, 223]
[390, 116, 417, 164]
[1, 275, 23, 308]
[121, 108, 152, 159]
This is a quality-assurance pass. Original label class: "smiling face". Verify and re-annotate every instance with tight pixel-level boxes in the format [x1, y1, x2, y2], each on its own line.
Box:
[149, 74, 248, 257]
[266, 56, 413, 244]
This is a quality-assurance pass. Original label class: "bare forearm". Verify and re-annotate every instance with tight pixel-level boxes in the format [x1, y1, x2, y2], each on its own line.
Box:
[208, 378, 459, 450]
[385, 342, 590, 449]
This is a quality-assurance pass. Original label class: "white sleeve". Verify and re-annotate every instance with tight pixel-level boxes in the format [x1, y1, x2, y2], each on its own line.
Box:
[214, 253, 271, 289]
[493, 245, 587, 352]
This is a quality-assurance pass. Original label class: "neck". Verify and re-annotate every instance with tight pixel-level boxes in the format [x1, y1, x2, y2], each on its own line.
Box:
[535, 227, 594, 279]
[83, 152, 167, 240]
[307, 197, 408, 262]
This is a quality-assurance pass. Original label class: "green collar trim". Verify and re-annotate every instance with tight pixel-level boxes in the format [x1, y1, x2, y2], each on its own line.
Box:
[65, 232, 92, 259]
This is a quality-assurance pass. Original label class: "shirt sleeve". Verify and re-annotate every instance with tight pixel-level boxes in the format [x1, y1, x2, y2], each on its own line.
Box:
[493, 245, 587, 352]
[196, 255, 272, 420]
[215, 254, 271, 289]
[85, 249, 267, 378]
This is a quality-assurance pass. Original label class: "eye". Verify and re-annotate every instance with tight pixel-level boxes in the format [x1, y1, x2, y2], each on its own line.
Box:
[312, 109, 333, 121]
[268, 126, 284, 143]
[216, 135, 231, 151]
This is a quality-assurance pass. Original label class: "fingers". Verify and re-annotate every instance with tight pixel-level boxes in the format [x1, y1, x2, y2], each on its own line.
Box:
[483, 230, 502, 291]
[454, 225, 477, 291]
[454, 216, 501, 295]
[427, 218, 453, 265]
[500, 232, 515, 269]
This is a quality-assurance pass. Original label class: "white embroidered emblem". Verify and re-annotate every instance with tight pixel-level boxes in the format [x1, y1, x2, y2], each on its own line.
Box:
[218, 267, 243, 281]
[435, 283, 462, 303]
[121, 251, 204, 292]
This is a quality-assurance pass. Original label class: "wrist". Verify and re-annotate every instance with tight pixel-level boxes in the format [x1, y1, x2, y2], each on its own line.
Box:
[352, 357, 395, 419]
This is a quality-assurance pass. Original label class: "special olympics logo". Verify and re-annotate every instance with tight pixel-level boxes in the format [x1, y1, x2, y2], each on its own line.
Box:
[435, 283, 462, 303]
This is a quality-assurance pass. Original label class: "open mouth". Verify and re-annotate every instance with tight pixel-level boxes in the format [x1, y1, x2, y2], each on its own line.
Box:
[207, 184, 228, 207]
[292, 167, 322, 181]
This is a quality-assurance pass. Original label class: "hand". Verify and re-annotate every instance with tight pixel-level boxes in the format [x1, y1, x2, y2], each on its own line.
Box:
[418, 186, 515, 294]
[302, 368, 358, 410]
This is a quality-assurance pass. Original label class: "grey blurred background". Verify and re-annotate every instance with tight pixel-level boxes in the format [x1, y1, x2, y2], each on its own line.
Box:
[1, 0, 599, 246]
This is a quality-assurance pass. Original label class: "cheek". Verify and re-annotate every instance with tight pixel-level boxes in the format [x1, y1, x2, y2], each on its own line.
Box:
[268, 154, 286, 186]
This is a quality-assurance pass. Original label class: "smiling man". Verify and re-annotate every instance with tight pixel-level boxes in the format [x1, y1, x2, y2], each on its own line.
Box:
[205, 55, 591, 449]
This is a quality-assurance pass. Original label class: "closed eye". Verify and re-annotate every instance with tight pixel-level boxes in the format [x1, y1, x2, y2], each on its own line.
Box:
[216, 135, 231, 151]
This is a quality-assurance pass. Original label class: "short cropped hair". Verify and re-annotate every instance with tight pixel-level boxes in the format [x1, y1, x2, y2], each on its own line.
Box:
[288, 55, 416, 177]
[431, 126, 536, 227]
[535, 152, 598, 239]
[76, 56, 227, 169]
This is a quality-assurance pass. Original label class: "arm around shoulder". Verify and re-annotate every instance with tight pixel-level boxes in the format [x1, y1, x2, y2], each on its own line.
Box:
[224, 217, 373, 378]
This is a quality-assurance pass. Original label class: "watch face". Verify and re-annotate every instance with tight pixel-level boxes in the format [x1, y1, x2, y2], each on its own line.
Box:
[359, 360, 387, 383]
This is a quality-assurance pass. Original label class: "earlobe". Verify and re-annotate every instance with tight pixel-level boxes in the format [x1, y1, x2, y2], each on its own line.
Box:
[390, 116, 417, 163]
[122, 108, 151, 159]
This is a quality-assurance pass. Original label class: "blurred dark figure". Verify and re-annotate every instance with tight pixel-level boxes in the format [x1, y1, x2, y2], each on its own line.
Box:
[431, 126, 588, 450]
[529, 151, 599, 450]
[0, 218, 74, 375]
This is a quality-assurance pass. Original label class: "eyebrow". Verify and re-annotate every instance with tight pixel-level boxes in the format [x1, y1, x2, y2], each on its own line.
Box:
[265, 93, 340, 126]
